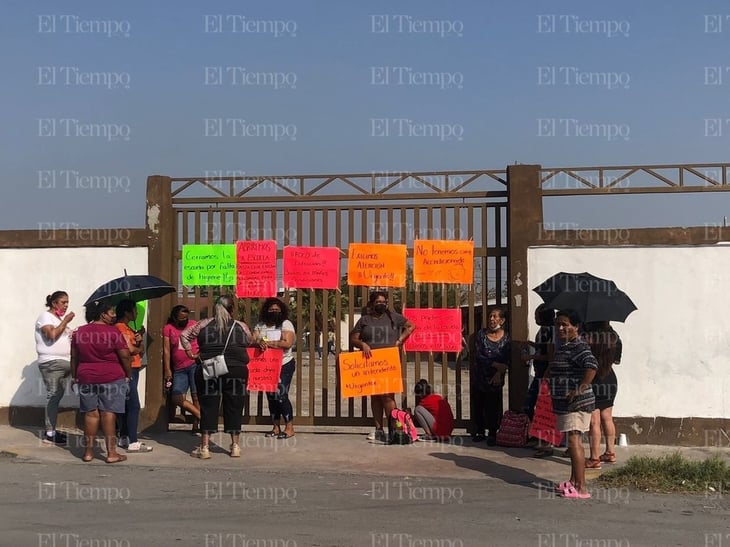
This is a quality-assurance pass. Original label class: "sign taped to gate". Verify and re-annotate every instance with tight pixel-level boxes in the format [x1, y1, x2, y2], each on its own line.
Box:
[236, 240, 277, 298]
[283, 246, 340, 289]
[347, 243, 407, 287]
[413, 239, 474, 284]
[182, 244, 236, 286]
[403, 308, 462, 352]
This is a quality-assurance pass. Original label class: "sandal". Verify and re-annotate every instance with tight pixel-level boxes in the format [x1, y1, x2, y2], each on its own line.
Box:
[264, 430, 280, 438]
[555, 480, 573, 494]
[585, 458, 602, 469]
[560, 485, 591, 499]
[533, 448, 554, 458]
[82, 454, 94, 463]
[105, 455, 127, 464]
[277, 432, 295, 440]
[600, 452, 617, 463]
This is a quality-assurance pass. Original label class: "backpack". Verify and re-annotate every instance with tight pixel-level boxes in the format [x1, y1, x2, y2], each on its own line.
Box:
[388, 408, 419, 445]
[496, 410, 530, 447]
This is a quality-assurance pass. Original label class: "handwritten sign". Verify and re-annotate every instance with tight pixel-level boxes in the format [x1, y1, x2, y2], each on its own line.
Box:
[182, 244, 236, 286]
[236, 240, 277, 298]
[413, 240, 474, 284]
[338, 347, 403, 397]
[403, 308, 462, 352]
[283, 246, 340, 289]
[246, 348, 284, 392]
[528, 379, 564, 446]
[347, 243, 407, 288]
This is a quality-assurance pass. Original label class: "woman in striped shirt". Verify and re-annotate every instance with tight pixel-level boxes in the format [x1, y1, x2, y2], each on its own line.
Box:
[549, 309, 598, 499]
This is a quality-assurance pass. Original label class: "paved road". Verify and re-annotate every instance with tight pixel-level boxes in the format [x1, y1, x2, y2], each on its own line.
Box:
[2, 426, 730, 547]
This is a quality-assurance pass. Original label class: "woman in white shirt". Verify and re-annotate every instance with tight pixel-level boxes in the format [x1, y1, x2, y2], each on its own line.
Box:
[252, 298, 296, 439]
[34, 290, 75, 445]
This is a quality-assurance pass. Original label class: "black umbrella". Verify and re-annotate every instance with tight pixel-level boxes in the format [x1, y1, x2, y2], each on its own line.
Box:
[533, 271, 637, 323]
[84, 270, 176, 306]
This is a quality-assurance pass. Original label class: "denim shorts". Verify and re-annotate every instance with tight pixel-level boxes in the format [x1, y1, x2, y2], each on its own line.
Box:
[79, 380, 128, 413]
[172, 364, 198, 396]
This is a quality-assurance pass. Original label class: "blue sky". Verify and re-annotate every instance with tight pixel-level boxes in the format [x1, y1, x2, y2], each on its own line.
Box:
[2, 0, 730, 230]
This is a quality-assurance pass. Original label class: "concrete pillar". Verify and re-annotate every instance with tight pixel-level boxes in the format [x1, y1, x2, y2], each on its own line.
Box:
[141, 176, 174, 431]
[506, 165, 543, 411]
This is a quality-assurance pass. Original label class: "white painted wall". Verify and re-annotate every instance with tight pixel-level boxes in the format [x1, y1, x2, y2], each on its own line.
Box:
[527, 245, 730, 419]
[1, 247, 149, 409]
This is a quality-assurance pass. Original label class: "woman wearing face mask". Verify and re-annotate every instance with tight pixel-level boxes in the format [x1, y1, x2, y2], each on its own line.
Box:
[70, 299, 132, 463]
[163, 305, 201, 429]
[350, 291, 415, 443]
[252, 298, 296, 439]
[469, 306, 511, 446]
[35, 291, 75, 445]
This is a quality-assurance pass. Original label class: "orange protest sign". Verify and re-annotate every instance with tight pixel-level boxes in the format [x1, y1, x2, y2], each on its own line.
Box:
[338, 347, 403, 398]
[413, 240, 474, 284]
[403, 308, 462, 352]
[283, 246, 340, 289]
[347, 243, 407, 287]
[246, 348, 284, 392]
[236, 240, 278, 298]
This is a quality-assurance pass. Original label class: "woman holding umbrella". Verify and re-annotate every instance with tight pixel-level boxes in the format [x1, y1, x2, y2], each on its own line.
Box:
[550, 309, 598, 499]
[115, 299, 153, 453]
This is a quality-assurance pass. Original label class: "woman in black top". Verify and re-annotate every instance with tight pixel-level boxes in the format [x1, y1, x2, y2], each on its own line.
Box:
[181, 295, 252, 459]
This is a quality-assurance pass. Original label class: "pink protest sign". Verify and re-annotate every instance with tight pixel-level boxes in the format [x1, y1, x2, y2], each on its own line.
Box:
[283, 246, 340, 289]
[246, 348, 284, 392]
[236, 240, 277, 298]
[403, 308, 462, 352]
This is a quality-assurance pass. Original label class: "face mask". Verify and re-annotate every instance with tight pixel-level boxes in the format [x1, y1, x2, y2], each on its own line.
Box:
[373, 304, 387, 314]
[54, 309, 65, 318]
[265, 312, 282, 324]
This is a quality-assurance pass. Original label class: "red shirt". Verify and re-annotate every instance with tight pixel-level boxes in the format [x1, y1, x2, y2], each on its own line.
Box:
[419, 394, 455, 439]
[72, 324, 127, 384]
[163, 321, 198, 371]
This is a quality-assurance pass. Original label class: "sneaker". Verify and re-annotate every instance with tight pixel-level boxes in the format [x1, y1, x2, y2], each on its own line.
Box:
[42, 431, 67, 445]
[191, 446, 211, 459]
[117, 437, 130, 450]
[126, 441, 153, 453]
[367, 429, 386, 442]
[229, 443, 241, 457]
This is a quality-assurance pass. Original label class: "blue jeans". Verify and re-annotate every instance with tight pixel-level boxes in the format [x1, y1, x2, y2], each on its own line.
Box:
[172, 364, 198, 396]
[266, 359, 295, 423]
[118, 368, 140, 443]
[522, 375, 543, 421]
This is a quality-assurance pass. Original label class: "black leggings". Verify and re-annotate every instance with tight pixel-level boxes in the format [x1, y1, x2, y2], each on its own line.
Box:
[266, 359, 295, 423]
[471, 384, 503, 438]
[195, 365, 248, 434]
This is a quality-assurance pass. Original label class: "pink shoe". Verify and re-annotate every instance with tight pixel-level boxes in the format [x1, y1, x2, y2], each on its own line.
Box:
[560, 485, 591, 499]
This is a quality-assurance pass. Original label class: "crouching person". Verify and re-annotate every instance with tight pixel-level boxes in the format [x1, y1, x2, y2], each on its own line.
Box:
[412, 379, 454, 441]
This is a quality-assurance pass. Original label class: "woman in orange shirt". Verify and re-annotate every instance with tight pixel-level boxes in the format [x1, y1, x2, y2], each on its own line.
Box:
[115, 299, 153, 453]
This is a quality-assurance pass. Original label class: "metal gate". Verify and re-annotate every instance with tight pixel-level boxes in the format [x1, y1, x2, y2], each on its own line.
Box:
[154, 169, 508, 427]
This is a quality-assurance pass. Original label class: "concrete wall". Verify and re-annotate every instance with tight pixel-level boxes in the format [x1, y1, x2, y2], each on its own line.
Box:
[528, 244, 730, 419]
[2, 247, 149, 414]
